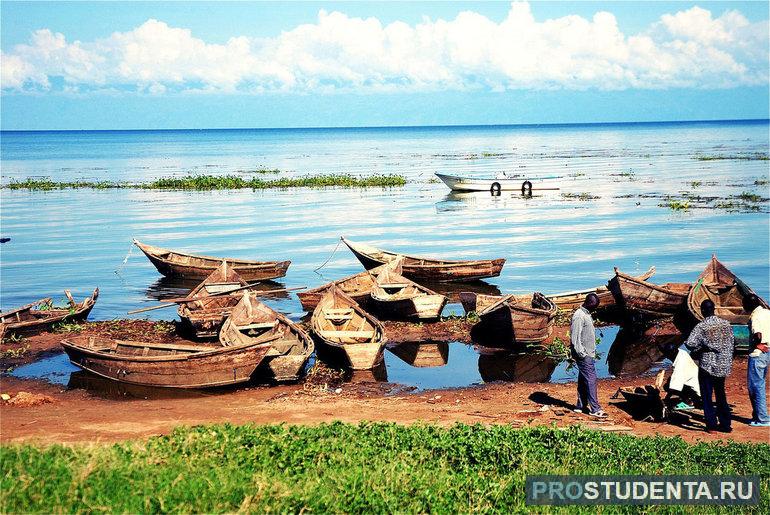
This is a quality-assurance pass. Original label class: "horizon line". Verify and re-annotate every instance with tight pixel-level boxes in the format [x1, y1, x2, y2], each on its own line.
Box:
[1, 117, 768, 133]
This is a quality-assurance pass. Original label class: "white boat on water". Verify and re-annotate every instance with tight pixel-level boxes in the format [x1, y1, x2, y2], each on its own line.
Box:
[435, 172, 561, 193]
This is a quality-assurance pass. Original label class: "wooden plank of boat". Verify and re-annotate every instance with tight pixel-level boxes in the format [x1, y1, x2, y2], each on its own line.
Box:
[297, 260, 403, 312]
[219, 292, 314, 382]
[369, 265, 447, 320]
[341, 237, 505, 282]
[311, 286, 386, 370]
[608, 267, 691, 318]
[687, 254, 769, 325]
[435, 173, 561, 192]
[133, 238, 290, 281]
[177, 261, 249, 339]
[547, 267, 656, 313]
[60, 332, 276, 388]
[460, 291, 557, 344]
[1, 289, 99, 338]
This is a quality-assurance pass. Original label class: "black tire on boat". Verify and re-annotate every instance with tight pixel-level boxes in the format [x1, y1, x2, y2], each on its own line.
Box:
[490, 182, 501, 195]
[521, 180, 532, 197]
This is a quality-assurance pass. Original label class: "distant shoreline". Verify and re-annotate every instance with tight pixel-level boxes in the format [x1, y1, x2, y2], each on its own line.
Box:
[1, 118, 768, 134]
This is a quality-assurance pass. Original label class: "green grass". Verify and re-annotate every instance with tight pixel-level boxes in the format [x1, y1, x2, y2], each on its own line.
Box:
[1, 423, 768, 513]
[4, 174, 407, 191]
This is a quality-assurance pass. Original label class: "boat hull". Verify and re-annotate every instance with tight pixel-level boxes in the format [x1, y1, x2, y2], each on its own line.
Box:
[134, 239, 290, 281]
[314, 337, 385, 370]
[609, 269, 690, 318]
[369, 294, 446, 320]
[61, 338, 270, 388]
[461, 292, 556, 344]
[0, 289, 99, 338]
[342, 238, 504, 282]
[435, 173, 560, 192]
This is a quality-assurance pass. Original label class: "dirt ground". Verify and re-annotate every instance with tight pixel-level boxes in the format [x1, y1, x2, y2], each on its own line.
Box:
[1, 321, 768, 445]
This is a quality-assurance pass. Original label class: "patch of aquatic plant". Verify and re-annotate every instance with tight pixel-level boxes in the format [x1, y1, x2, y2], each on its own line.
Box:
[714, 201, 762, 213]
[529, 336, 571, 364]
[5, 179, 126, 190]
[4, 174, 407, 191]
[694, 152, 769, 161]
[561, 192, 600, 201]
[755, 179, 769, 186]
[689, 181, 702, 188]
[660, 199, 691, 211]
[0, 344, 29, 359]
[569, 172, 586, 177]
[52, 321, 83, 334]
[737, 191, 765, 203]
[3, 422, 767, 513]
[426, 177, 440, 184]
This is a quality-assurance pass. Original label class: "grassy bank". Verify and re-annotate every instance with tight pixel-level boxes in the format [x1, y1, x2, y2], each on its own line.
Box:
[2, 423, 768, 513]
[3, 173, 407, 191]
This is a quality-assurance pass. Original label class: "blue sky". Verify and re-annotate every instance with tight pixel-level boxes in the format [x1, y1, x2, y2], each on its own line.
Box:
[1, 1, 768, 130]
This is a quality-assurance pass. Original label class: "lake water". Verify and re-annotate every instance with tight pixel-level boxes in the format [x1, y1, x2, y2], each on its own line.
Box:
[2, 120, 768, 392]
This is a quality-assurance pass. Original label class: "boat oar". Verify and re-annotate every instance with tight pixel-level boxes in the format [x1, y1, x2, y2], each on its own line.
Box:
[127, 285, 307, 315]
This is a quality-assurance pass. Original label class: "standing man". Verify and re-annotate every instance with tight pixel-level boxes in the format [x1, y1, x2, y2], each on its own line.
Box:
[685, 299, 735, 433]
[743, 294, 770, 427]
[571, 293, 607, 418]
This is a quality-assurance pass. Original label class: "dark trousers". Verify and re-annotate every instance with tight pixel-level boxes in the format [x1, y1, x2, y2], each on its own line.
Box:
[698, 369, 730, 430]
[575, 356, 602, 413]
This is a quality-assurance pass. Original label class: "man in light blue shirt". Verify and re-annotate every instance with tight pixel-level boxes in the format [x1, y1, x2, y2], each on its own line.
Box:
[571, 293, 607, 418]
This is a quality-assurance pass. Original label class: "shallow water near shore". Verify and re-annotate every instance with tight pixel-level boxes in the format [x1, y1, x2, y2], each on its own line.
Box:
[2, 120, 768, 391]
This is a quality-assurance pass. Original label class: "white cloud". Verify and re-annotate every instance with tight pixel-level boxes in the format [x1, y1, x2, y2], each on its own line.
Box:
[1, 2, 767, 94]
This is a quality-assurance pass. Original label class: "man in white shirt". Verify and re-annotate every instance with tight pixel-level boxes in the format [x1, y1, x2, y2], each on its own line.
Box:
[743, 294, 770, 427]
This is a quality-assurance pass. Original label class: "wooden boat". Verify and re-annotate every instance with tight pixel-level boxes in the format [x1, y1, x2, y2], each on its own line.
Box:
[387, 342, 449, 368]
[297, 260, 403, 312]
[311, 286, 386, 370]
[178, 261, 248, 338]
[133, 239, 290, 281]
[219, 292, 313, 382]
[1, 289, 99, 338]
[369, 266, 447, 320]
[341, 237, 505, 282]
[609, 268, 691, 317]
[61, 333, 274, 388]
[435, 173, 561, 193]
[687, 255, 769, 324]
[547, 267, 656, 313]
[460, 292, 557, 344]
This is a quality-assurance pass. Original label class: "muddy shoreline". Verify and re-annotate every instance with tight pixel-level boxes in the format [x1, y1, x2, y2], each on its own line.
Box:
[1, 320, 766, 445]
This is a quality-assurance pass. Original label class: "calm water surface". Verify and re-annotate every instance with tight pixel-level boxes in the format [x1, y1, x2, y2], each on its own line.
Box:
[2, 121, 768, 392]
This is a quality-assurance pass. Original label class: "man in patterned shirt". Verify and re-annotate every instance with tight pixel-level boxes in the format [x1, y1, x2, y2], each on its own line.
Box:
[685, 299, 735, 433]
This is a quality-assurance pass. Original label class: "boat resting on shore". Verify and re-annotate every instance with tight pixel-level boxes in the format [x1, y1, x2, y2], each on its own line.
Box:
[219, 292, 313, 382]
[61, 333, 274, 388]
[609, 268, 691, 318]
[297, 260, 403, 312]
[369, 266, 448, 320]
[687, 255, 768, 325]
[311, 287, 386, 370]
[178, 261, 249, 338]
[547, 267, 656, 313]
[460, 291, 557, 344]
[341, 237, 505, 282]
[133, 239, 290, 281]
[1, 289, 99, 338]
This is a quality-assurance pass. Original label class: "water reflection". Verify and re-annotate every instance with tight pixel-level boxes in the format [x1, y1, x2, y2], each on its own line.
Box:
[388, 342, 449, 368]
[477, 349, 557, 383]
[607, 319, 682, 377]
[145, 276, 290, 302]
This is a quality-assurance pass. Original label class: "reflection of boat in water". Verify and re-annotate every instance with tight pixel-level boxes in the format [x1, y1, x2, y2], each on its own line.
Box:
[607, 319, 683, 377]
[345, 361, 388, 383]
[387, 342, 449, 368]
[67, 370, 221, 400]
[146, 276, 289, 302]
[477, 349, 557, 383]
